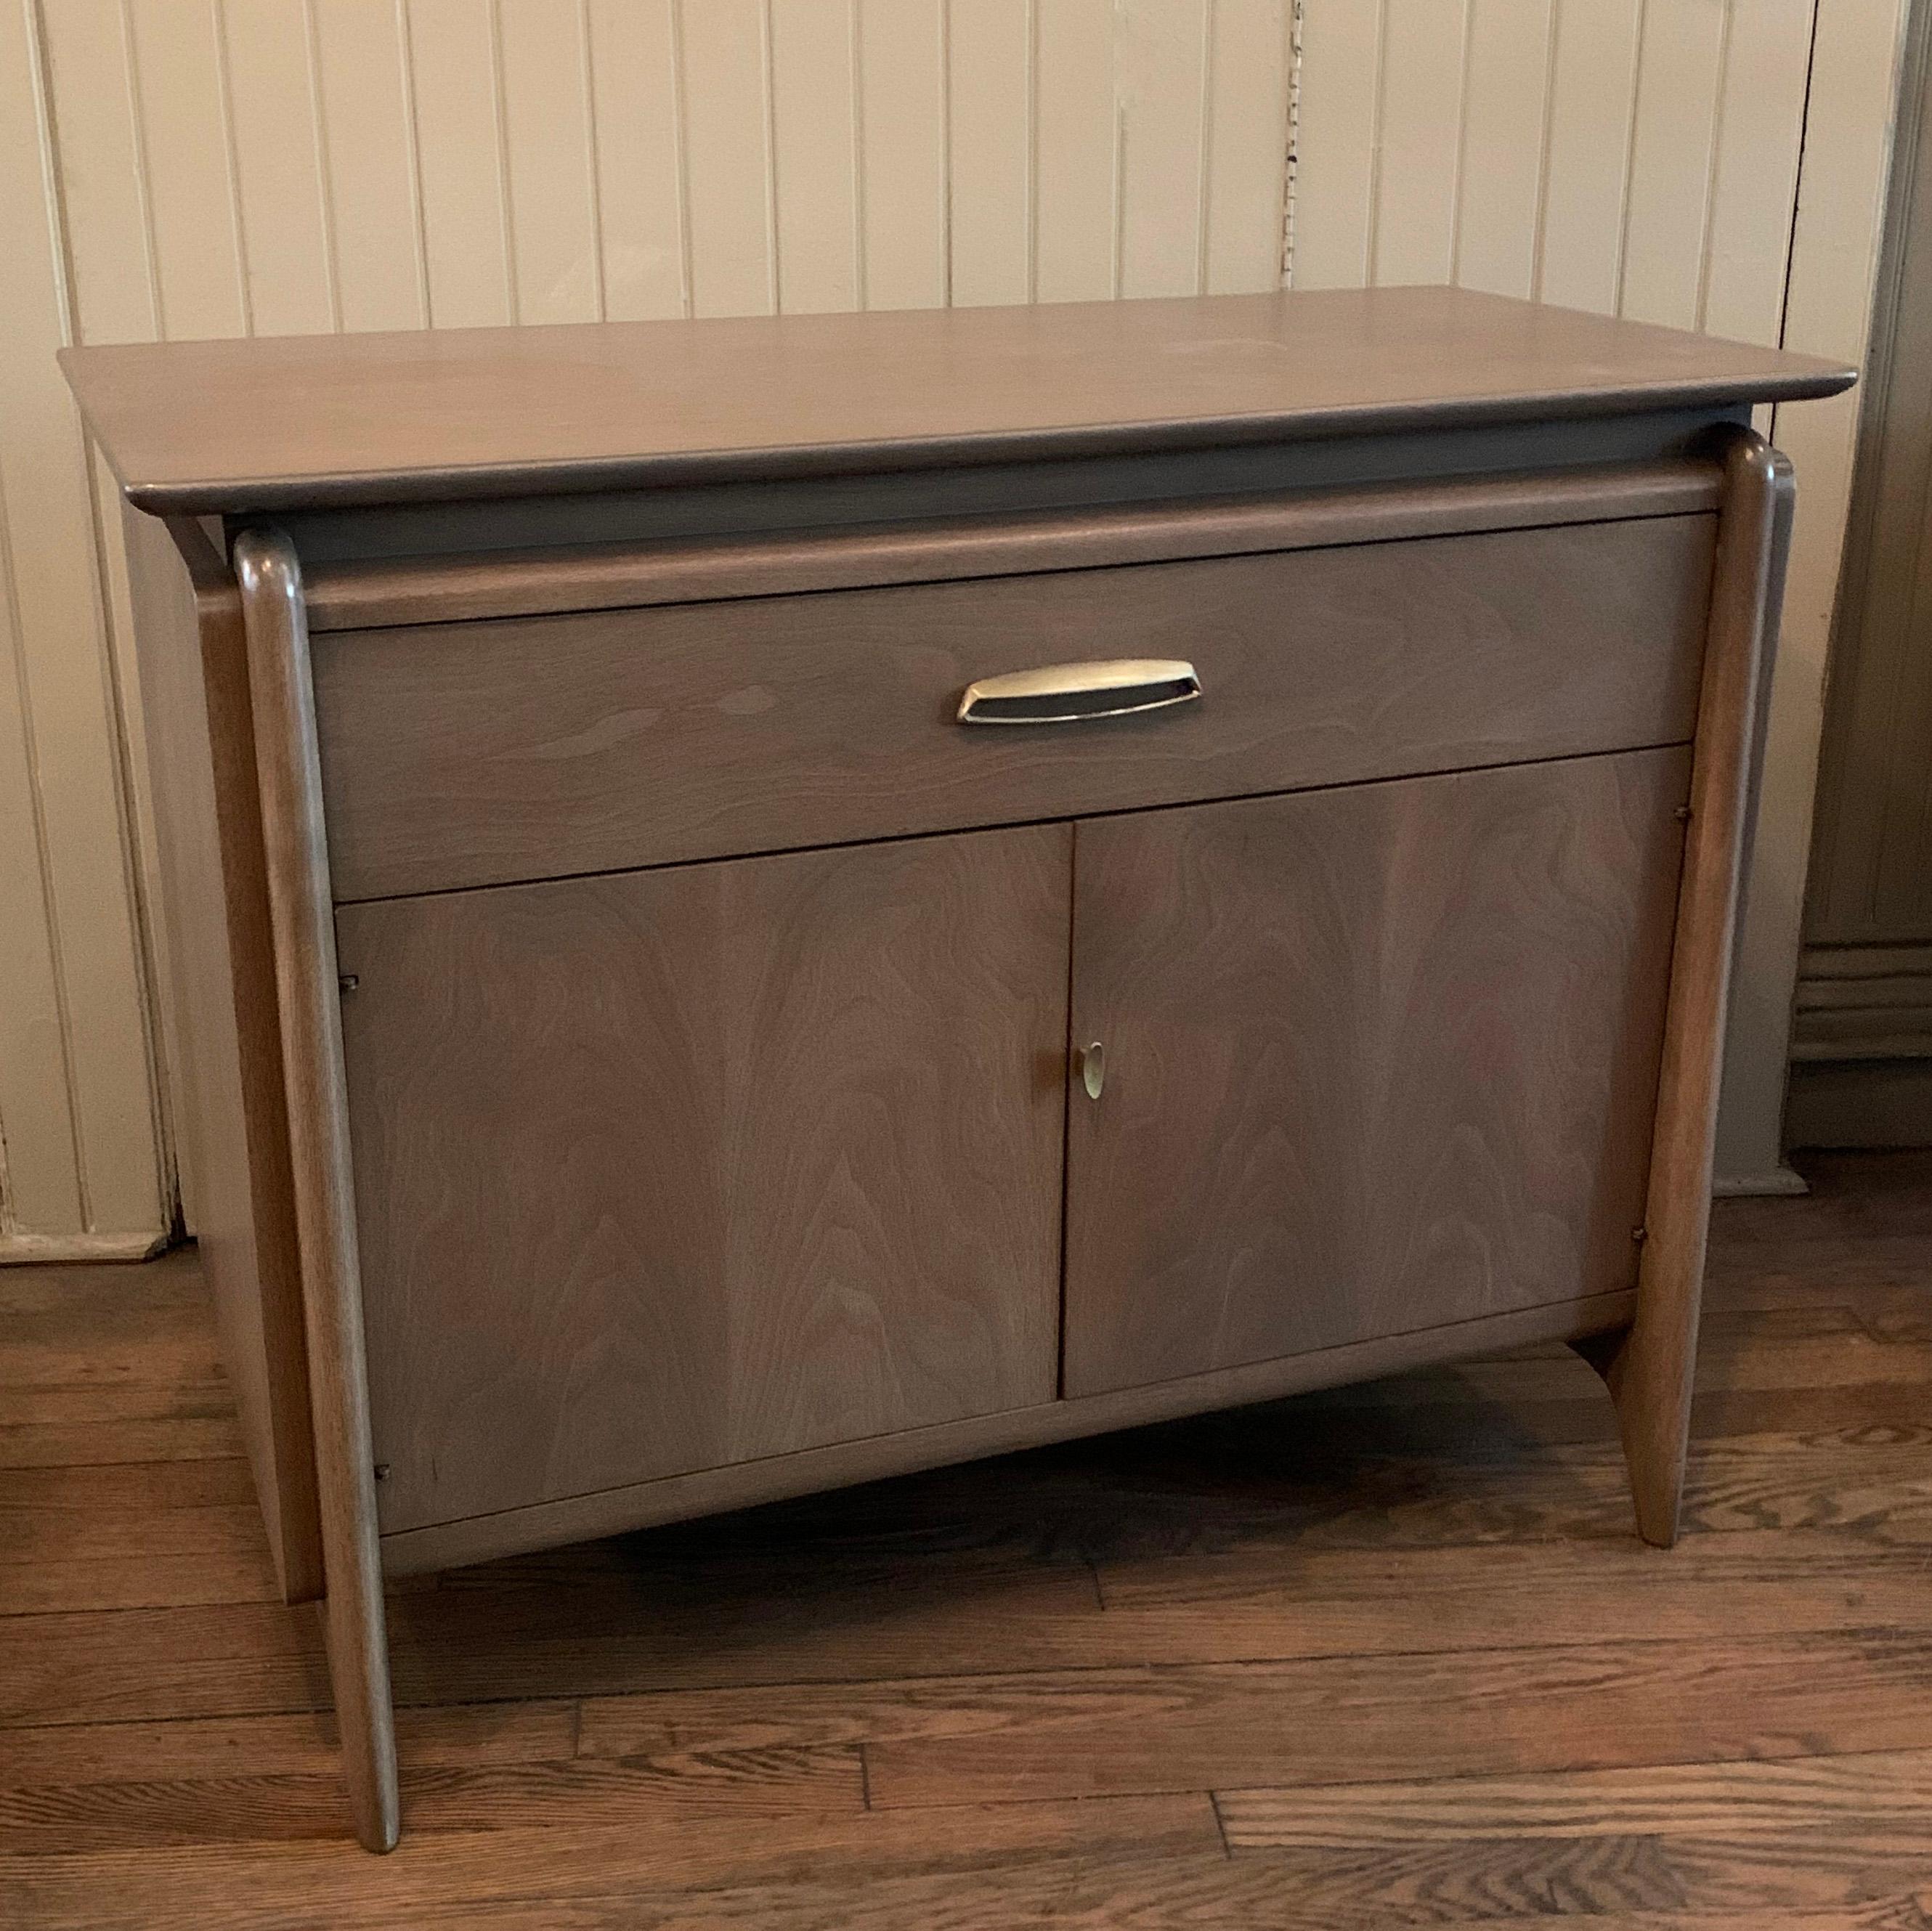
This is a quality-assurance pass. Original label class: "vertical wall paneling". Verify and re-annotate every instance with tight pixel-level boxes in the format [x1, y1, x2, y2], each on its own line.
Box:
[1203, 0, 1292, 294]
[1535, 0, 1643, 312]
[678, 0, 776, 317]
[7, 0, 1303, 1252]
[1291, 0, 1381, 290]
[219, 0, 338, 337]
[1718, 0, 1915, 1189]
[0, 0, 165, 1253]
[855, 0, 947, 309]
[123, 0, 250, 339]
[769, 0, 861, 314]
[1116, 0, 1210, 298]
[310, 0, 428, 334]
[0, 0, 1909, 1240]
[585, 0, 688, 322]
[1453, 0, 1554, 299]
[1034, 0, 1116, 302]
[1371, 0, 1469, 286]
[36, 4, 176, 1237]
[1619, 0, 1729, 328]
[497, 0, 603, 325]
[947, 0, 1033, 306]
[1807, 23, 1932, 947]
[36, 1, 158, 346]
[1699, 0, 1813, 343]
[402, 0, 513, 329]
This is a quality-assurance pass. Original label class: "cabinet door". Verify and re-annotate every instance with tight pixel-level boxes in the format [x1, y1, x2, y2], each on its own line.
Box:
[1063, 748, 1689, 1398]
[338, 824, 1069, 1534]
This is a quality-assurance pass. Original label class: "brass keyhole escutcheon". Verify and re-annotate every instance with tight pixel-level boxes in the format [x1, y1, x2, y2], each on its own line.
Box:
[1077, 1041, 1105, 1101]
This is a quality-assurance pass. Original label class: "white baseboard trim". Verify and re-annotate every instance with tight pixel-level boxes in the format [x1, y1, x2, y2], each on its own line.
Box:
[1711, 1165, 1811, 1198]
[0, 1229, 172, 1266]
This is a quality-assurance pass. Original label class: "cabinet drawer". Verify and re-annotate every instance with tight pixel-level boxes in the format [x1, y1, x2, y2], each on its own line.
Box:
[314, 514, 1713, 902]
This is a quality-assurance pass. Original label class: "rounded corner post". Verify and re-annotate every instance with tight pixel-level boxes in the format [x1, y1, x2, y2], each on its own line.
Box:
[232, 527, 401, 1852]
[1604, 425, 1793, 1549]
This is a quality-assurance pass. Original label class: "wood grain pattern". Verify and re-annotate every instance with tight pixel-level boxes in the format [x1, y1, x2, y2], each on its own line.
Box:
[117, 511, 319, 1603]
[57, 288, 1851, 514]
[856, 1634, 1932, 1808]
[231, 531, 397, 1853]
[314, 515, 1713, 903]
[1217, 1745, 1932, 1846]
[378, 1291, 1634, 1577]
[1, 1150, 1929, 1924]
[1604, 428, 1797, 1545]
[1063, 747, 1690, 1396]
[336, 825, 1070, 1535]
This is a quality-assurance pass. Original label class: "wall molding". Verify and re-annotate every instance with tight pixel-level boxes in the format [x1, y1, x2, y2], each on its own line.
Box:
[1794, 941, 1932, 1060]
[0, 1228, 169, 1266]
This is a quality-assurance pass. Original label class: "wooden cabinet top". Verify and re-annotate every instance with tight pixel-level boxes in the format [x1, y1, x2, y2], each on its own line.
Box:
[62, 285, 1851, 517]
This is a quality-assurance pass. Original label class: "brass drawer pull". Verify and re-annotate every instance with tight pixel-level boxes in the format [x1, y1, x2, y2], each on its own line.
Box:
[957, 658, 1201, 725]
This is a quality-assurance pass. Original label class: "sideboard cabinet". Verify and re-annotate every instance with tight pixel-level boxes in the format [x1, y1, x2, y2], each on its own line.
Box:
[62, 287, 1852, 1847]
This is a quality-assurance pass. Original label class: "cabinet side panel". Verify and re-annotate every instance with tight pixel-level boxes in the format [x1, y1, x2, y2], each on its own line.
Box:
[121, 503, 321, 1602]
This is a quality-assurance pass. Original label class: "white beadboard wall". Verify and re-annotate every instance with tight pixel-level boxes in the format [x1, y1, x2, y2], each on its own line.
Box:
[1292, 0, 1911, 1198]
[0, 0, 1907, 1254]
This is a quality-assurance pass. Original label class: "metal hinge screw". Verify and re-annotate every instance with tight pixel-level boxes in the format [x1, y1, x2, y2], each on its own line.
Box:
[338, 974, 359, 993]
[373, 1463, 390, 1481]
[1674, 805, 1693, 822]
[1631, 1226, 1648, 1244]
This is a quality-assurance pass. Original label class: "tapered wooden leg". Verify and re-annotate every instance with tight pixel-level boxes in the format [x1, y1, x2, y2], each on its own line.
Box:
[236, 529, 400, 1851]
[1584, 428, 1795, 1547]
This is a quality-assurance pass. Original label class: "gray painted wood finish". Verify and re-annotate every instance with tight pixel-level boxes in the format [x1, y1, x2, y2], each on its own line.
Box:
[231, 530, 398, 1852]
[337, 825, 1070, 1536]
[1063, 749, 1689, 1397]
[69, 290, 1830, 1847]
[312, 516, 1713, 903]
[58, 287, 1851, 516]
[118, 511, 320, 1605]
[297, 460, 1726, 633]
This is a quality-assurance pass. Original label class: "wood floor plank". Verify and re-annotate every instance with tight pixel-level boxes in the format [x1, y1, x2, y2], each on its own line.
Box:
[0, 1385, 234, 1429]
[1216, 1744, 1932, 1845]
[0, 1746, 865, 1853]
[0, 1792, 1219, 1931]
[0, 1254, 207, 1321]
[505, 1412, 1932, 1574]
[0, 1460, 280, 1611]
[344, 1887, 1932, 1931]
[0, 1550, 283, 1614]
[1090, 1532, 1932, 1661]
[0, 1460, 257, 1509]
[1705, 1235, 1932, 1306]
[362, 1905, 1932, 1931]
[0, 1603, 328, 1728]
[1201, 1832, 1932, 1925]
[0, 1558, 1102, 1726]
[4, 1151, 1931, 1922]
[857, 1634, 1932, 1808]
[0, 1416, 245, 1470]
[0, 1701, 578, 1785]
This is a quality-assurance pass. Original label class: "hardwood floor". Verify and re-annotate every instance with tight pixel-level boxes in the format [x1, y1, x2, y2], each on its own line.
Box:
[3, 1149, 1931, 1927]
